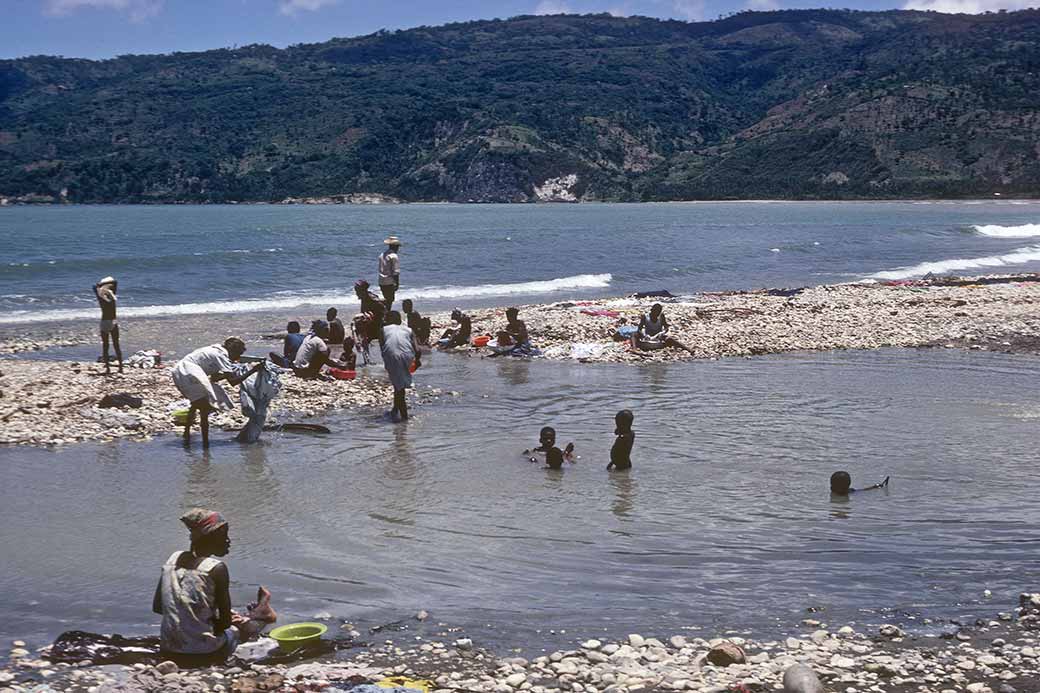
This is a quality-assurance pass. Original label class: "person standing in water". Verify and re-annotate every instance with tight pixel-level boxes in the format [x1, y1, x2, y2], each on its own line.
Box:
[93, 276, 123, 375]
[378, 235, 402, 309]
[153, 509, 276, 662]
[172, 337, 262, 448]
[380, 311, 421, 422]
[607, 410, 635, 471]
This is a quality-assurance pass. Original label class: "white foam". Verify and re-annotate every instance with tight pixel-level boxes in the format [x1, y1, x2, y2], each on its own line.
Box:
[973, 223, 1040, 238]
[0, 273, 612, 324]
[867, 246, 1040, 281]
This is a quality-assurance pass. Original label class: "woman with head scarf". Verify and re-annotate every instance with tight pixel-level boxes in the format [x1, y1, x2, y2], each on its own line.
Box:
[152, 509, 276, 662]
[172, 337, 262, 447]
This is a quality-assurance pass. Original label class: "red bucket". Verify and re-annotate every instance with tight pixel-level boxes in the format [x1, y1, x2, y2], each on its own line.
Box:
[329, 368, 356, 380]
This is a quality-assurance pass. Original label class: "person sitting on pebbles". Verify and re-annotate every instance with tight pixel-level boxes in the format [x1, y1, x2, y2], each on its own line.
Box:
[153, 509, 276, 663]
[268, 320, 304, 368]
[830, 471, 890, 496]
[438, 308, 473, 349]
[172, 337, 262, 448]
[631, 304, 694, 354]
[491, 307, 535, 356]
[292, 320, 332, 378]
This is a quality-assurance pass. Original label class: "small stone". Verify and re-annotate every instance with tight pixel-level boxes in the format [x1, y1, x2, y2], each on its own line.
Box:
[997, 685, 1017, 693]
[878, 624, 904, 638]
[782, 665, 824, 693]
[966, 684, 991, 693]
[628, 634, 645, 648]
[455, 638, 474, 651]
[706, 641, 745, 667]
[581, 639, 602, 650]
[829, 655, 856, 669]
[11, 641, 25, 648]
[10, 648, 29, 657]
[669, 636, 686, 649]
[506, 674, 527, 687]
[415, 610, 429, 621]
[957, 659, 976, 670]
[155, 660, 179, 675]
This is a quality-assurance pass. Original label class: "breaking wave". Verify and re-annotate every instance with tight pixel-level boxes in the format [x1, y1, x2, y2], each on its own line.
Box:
[0, 273, 612, 324]
[866, 247, 1040, 281]
[973, 224, 1040, 238]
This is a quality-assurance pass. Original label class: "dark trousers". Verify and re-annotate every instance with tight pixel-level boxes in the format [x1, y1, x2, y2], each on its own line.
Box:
[380, 283, 397, 309]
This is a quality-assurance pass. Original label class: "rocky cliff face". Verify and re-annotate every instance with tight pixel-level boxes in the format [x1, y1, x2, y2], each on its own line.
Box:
[1, 9, 1039, 203]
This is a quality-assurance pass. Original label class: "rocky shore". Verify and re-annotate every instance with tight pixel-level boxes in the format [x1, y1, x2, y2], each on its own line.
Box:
[2, 594, 1039, 693]
[0, 360, 446, 447]
[431, 274, 1040, 364]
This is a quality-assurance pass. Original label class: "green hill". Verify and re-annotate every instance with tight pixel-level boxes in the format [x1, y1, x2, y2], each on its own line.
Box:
[1, 9, 1039, 203]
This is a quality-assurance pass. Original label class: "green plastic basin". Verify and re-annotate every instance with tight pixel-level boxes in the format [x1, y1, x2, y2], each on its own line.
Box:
[269, 622, 327, 650]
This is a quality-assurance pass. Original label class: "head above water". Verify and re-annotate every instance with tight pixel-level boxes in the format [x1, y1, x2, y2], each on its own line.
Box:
[327, 307, 338, 320]
[286, 321, 301, 334]
[615, 409, 634, 434]
[402, 299, 414, 313]
[222, 337, 246, 361]
[180, 508, 230, 557]
[385, 310, 402, 325]
[830, 471, 852, 495]
[539, 426, 556, 447]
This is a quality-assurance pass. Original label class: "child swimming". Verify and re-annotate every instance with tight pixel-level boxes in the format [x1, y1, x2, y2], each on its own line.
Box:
[607, 410, 634, 471]
[523, 426, 577, 465]
[830, 471, 890, 495]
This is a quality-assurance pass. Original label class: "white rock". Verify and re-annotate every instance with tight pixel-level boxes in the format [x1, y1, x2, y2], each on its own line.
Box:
[506, 674, 527, 687]
[582, 640, 602, 650]
[829, 655, 856, 669]
[629, 634, 645, 648]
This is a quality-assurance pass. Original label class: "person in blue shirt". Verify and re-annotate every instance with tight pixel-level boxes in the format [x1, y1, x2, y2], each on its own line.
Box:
[268, 321, 304, 368]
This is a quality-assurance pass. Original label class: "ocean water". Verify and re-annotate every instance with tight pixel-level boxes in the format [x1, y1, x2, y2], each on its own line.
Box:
[2, 201, 1040, 651]
[3, 201, 1040, 324]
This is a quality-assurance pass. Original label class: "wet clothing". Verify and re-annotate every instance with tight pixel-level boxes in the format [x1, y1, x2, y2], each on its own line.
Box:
[293, 334, 329, 370]
[159, 551, 237, 656]
[380, 324, 418, 390]
[172, 345, 237, 408]
[328, 319, 345, 345]
[378, 250, 400, 287]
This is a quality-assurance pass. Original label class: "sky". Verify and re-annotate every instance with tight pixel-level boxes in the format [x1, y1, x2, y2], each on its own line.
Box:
[1, 0, 1037, 60]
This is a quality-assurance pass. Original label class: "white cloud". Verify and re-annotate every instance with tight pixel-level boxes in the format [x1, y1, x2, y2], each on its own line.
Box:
[44, 0, 163, 21]
[672, 0, 706, 20]
[746, 0, 780, 9]
[903, 0, 1036, 11]
[534, 0, 571, 14]
[278, 0, 338, 16]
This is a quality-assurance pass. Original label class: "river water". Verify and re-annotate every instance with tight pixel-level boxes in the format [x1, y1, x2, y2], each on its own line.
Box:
[2, 202, 1040, 651]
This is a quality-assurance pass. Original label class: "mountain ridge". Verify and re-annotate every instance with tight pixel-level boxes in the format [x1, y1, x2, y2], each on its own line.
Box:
[1, 9, 1039, 203]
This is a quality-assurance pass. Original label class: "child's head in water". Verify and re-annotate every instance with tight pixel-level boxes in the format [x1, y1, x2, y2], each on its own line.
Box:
[539, 426, 556, 448]
[830, 471, 852, 495]
[615, 409, 634, 435]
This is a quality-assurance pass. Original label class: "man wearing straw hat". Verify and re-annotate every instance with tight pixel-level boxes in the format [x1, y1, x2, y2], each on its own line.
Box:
[377, 235, 402, 309]
[93, 276, 123, 375]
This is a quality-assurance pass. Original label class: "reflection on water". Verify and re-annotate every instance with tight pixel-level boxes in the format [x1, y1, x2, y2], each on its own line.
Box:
[2, 348, 1040, 650]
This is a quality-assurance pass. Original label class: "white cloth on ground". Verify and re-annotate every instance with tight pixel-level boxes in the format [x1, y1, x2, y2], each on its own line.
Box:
[380, 324, 417, 390]
[171, 345, 236, 409]
[293, 334, 329, 370]
[378, 250, 400, 286]
[159, 551, 233, 655]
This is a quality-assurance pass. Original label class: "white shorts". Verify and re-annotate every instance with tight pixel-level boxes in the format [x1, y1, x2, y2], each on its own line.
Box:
[100, 319, 118, 335]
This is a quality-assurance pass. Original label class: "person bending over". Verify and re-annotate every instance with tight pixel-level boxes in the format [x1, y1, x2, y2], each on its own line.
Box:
[380, 311, 421, 422]
[268, 321, 304, 368]
[607, 409, 635, 471]
[153, 509, 276, 663]
[172, 337, 262, 448]
[830, 471, 890, 496]
[631, 304, 694, 354]
[94, 276, 123, 375]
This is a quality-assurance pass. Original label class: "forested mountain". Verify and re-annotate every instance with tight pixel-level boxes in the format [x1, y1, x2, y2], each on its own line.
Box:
[1, 9, 1039, 203]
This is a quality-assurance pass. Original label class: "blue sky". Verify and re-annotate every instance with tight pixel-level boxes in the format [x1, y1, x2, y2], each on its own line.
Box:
[2, 0, 1033, 60]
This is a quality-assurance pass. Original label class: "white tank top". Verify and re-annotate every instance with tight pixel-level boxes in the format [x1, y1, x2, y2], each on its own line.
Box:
[159, 551, 228, 654]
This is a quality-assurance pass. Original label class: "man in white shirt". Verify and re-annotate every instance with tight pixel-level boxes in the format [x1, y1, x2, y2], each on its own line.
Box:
[378, 235, 402, 309]
[293, 321, 331, 378]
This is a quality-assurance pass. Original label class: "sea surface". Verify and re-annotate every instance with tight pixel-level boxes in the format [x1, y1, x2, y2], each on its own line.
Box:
[2, 202, 1040, 652]
[3, 201, 1040, 323]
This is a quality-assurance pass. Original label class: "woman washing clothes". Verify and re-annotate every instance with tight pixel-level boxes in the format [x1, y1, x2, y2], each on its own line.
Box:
[631, 303, 695, 354]
[491, 307, 536, 356]
[172, 337, 262, 448]
[380, 311, 421, 422]
[153, 509, 276, 663]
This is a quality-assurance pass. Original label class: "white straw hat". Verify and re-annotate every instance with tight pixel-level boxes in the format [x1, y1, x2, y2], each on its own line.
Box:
[383, 235, 402, 246]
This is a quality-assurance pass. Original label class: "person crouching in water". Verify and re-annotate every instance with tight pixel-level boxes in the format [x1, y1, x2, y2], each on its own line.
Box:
[607, 410, 635, 471]
[830, 471, 890, 496]
[380, 311, 421, 422]
[153, 509, 276, 663]
[172, 337, 262, 447]
[94, 276, 123, 374]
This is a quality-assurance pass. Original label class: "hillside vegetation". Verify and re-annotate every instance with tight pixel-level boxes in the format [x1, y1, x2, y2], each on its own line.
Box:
[1, 9, 1039, 203]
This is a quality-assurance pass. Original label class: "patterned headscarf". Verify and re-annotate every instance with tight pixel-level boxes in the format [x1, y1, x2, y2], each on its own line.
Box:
[179, 508, 227, 541]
